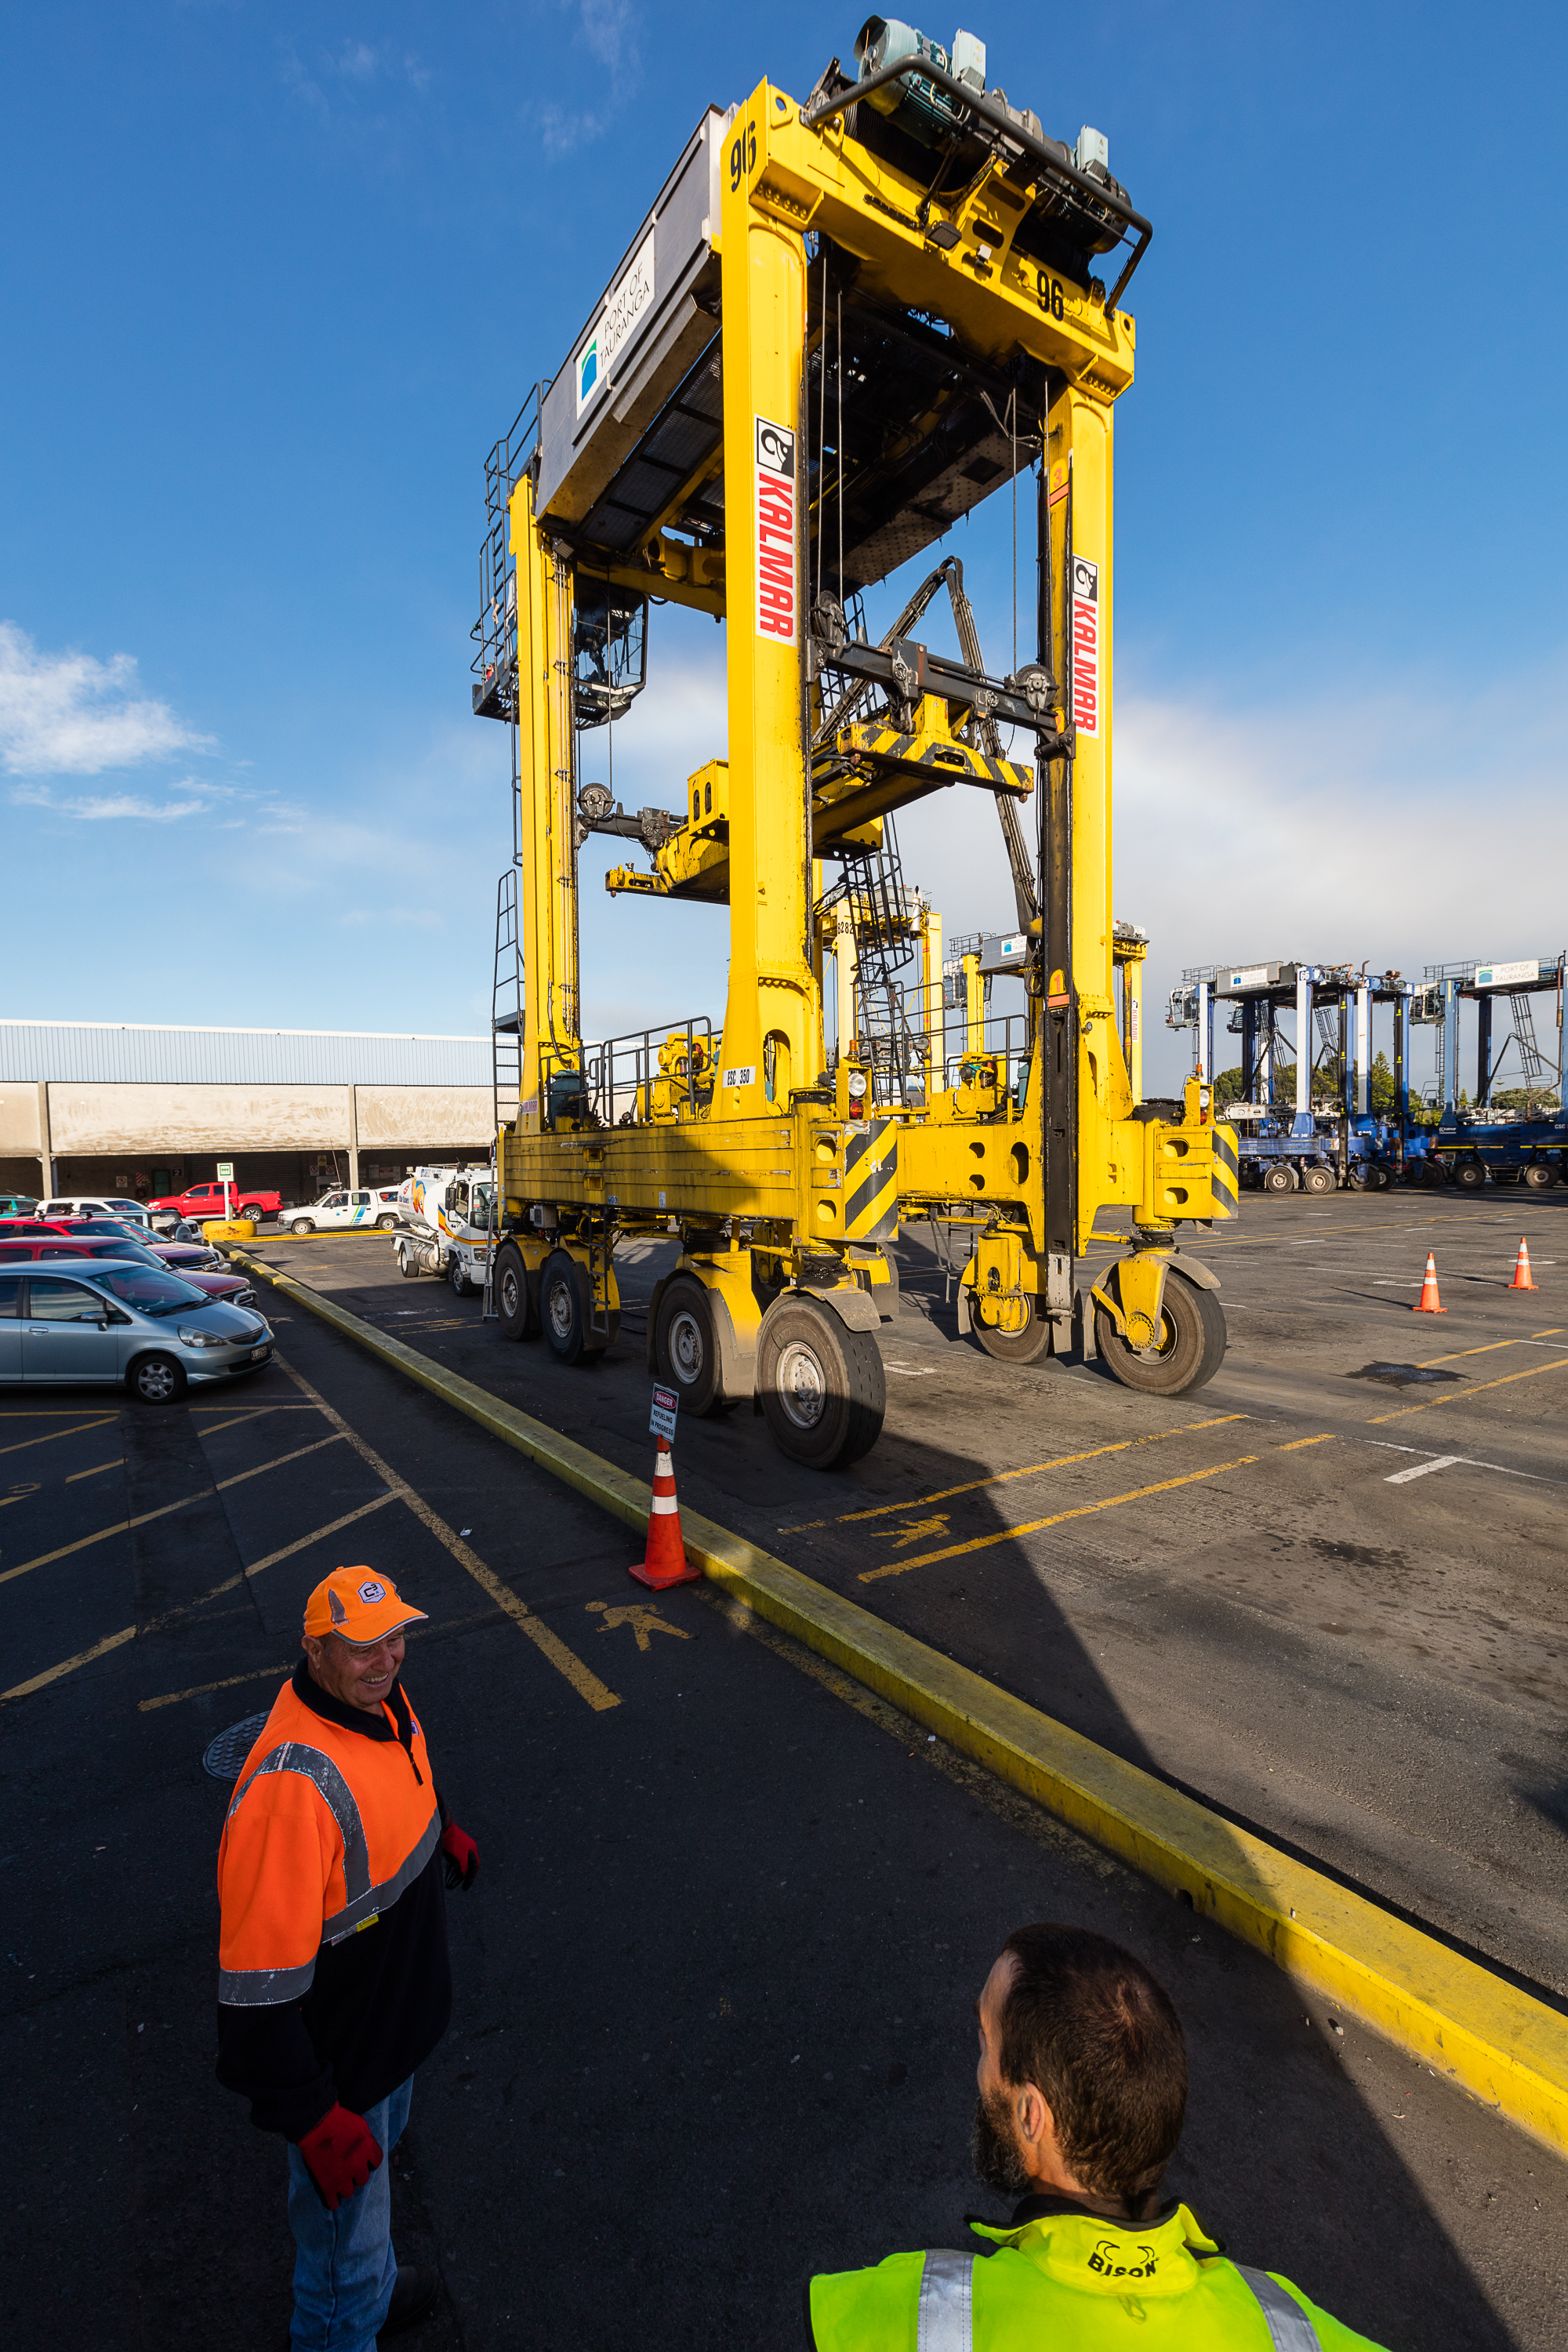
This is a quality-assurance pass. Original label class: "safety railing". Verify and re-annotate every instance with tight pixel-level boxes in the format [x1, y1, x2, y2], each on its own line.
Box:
[884, 974, 1033, 1105]
[580, 1014, 719, 1127]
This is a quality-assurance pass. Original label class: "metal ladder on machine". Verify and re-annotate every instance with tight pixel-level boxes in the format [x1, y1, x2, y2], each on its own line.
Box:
[821, 811, 924, 1104]
[485, 862, 523, 1321]
[1506, 991, 1556, 1105]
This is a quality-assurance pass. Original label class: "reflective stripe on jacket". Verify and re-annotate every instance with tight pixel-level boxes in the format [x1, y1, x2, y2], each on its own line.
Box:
[216, 1674, 441, 2005]
[809, 2202, 1388, 2350]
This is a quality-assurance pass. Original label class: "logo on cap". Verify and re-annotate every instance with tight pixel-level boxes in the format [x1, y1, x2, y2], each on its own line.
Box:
[358, 1579, 387, 1604]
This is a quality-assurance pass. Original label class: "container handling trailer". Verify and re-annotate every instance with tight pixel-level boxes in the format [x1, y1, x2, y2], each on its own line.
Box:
[471, 19, 1239, 1470]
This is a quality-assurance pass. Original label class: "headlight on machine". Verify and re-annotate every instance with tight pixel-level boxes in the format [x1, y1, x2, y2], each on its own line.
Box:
[177, 1325, 230, 1348]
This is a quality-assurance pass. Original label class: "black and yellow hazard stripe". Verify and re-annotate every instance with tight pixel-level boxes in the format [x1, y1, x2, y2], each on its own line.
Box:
[844, 1117, 901, 1238]
[848, 726, 1033, 795]
[1210, 1123, 1240, 1219]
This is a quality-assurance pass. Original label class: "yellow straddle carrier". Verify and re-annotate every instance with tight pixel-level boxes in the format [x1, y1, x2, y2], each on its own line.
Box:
[470, 21, 1238, 1469]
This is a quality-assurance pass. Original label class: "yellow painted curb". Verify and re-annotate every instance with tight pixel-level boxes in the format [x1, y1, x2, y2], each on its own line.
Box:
[229, 1244, 1568, 2160]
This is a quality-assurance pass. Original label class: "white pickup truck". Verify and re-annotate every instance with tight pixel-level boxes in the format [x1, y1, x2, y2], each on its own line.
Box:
[278, 1189, 405, 1236]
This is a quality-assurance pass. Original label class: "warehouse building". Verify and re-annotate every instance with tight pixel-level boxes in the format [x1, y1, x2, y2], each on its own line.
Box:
[0, 1022, 493, 1207]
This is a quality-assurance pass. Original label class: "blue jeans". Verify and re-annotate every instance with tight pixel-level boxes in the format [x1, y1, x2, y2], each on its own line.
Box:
[286, 2075, 413, 2352]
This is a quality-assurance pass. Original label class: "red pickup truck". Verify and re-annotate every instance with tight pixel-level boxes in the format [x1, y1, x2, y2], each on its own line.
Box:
[147, 1179, 282, 1222]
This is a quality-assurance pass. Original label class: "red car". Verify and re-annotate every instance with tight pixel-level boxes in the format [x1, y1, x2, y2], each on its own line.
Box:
[0, 1236, 259, 1311]
[147, 1179, 282, 1222]
[30, 1214, 219, 1266]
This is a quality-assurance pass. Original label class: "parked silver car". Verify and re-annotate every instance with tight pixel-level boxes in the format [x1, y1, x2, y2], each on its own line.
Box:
[0, 1259, 273, 1405]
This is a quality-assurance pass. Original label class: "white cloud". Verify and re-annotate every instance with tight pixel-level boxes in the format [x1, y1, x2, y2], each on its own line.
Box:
[0, 622, 209, 776]
[539, 0, 641, 154]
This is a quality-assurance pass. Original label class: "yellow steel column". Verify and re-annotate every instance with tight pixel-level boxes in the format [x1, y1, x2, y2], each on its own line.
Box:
[921, 906, 943, 1094]
[1046, 383, 1134, 1248]
[713, 85, 815, 1118]
[1125, 956, 1144, 1101]
[509, 475, 579, 1130]
[964, 953, 985, 1055]
[834, 901, 857, 1061]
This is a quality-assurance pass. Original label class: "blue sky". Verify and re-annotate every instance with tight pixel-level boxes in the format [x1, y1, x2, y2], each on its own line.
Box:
[3, 2, 1565, 1094]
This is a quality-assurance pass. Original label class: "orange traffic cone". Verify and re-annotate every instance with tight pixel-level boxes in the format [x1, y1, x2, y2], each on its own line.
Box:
[1509, 1236, 1537, 1291]
[629, 1443, 700, 1590]
[1414, 1252, 1446, 1313]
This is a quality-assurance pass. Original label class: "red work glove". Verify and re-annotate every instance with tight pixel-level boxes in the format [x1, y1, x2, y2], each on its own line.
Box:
[441, 1821, 480, 1891]
[297, 2103, 383, 2211]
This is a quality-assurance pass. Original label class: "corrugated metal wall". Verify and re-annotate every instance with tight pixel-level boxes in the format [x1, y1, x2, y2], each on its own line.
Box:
[0, 1023, 490, 1087]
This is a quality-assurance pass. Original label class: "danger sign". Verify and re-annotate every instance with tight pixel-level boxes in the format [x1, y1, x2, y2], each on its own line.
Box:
[649, 1384, 680, 1443]
[1070, 554, 1100, 739]
[754, 416, 797, 645]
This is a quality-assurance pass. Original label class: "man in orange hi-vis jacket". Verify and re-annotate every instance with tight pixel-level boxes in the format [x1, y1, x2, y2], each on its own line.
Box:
[216, 1568, 480, 2351]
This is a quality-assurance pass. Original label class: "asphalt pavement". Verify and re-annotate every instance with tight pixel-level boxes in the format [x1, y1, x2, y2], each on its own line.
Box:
[2, 1236, 1565, 2349]
[243, 1189, 1568, 2001]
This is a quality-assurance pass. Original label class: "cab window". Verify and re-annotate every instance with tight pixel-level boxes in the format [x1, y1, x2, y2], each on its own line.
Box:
[352, 1192, 371, 1206]
[27, 1278, 105, 1323]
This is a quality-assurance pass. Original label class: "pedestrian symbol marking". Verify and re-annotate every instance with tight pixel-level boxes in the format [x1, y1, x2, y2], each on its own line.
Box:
[586, 1599, 692, 1653]
[886, 1515, 951, 1549]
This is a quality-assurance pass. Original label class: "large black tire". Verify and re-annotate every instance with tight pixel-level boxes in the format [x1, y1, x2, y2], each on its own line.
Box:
[494, 1240, 539, 1341]
[1523, 1162, 1555, 1190]
[974, 1290, 1052, 1364]
[129, 1352, 187, 1406]
[1301, 1163, 1334, 1195]
[1452, 1158, 1486, 1192]
[397, 1247, 419, 1279]
[757, 1295, 885, 1470]
[1262, 1163, 1294, 1194]
[449, 1256, 470, 1297]
[540, 1250, 618, 1364]
[655, 1276, 725, 1415]
[1094, 1271, 1226, 1399]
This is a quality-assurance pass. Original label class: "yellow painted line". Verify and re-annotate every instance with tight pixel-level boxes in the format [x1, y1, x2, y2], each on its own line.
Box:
[1274, 1432, 1338, 1452]
[0, 1432, 348, 1586]
[1, 1623, 137, 1702]
[1417, 1327, 1564, 1367]
[1369, 1356, 1568, 1424]
[213, 1432, 345, 1489]
[859, 1454, 1263, 1581]
[781, 1414, 1249, 1532]
[274, 1352, 620, 1715]
[191, 1405, 291, 1436]
[0, 1416, 115, 1458]
[228, 1248, 1568, 2158]
[0, 1489, 200, 1586]
[0, 1564, 258, 1706]
[139, 1661, 293, 1713]
[243, 1490, 399, 1578]
[66, 1458, 121, 1483]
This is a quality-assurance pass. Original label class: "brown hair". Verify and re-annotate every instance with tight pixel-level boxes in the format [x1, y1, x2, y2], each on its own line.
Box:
[997, 1924, 1187, 2202]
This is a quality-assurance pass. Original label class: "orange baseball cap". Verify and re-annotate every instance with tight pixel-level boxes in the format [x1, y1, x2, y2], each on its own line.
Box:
[303, 1567, 427, 1645]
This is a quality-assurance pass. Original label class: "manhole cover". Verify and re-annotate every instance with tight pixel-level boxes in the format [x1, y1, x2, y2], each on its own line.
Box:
[203, 1712, 272, 1780]
[1346, 1362, 1465, 1388]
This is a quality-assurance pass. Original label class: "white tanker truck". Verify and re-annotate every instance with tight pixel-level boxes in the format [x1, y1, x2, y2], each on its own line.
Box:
[391, 1164, 495, 1294]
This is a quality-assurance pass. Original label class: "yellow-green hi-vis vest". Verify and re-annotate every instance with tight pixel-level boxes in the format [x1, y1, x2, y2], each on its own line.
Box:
[809, 2201, 1389, 2350]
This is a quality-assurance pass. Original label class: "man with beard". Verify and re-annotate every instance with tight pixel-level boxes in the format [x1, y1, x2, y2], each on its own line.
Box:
[808, 1923, 1385, 2348]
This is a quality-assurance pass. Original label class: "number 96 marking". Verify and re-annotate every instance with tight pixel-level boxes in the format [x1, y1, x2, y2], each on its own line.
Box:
[1036, 274, 1066, 321]
[730, 119, 757, 191]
